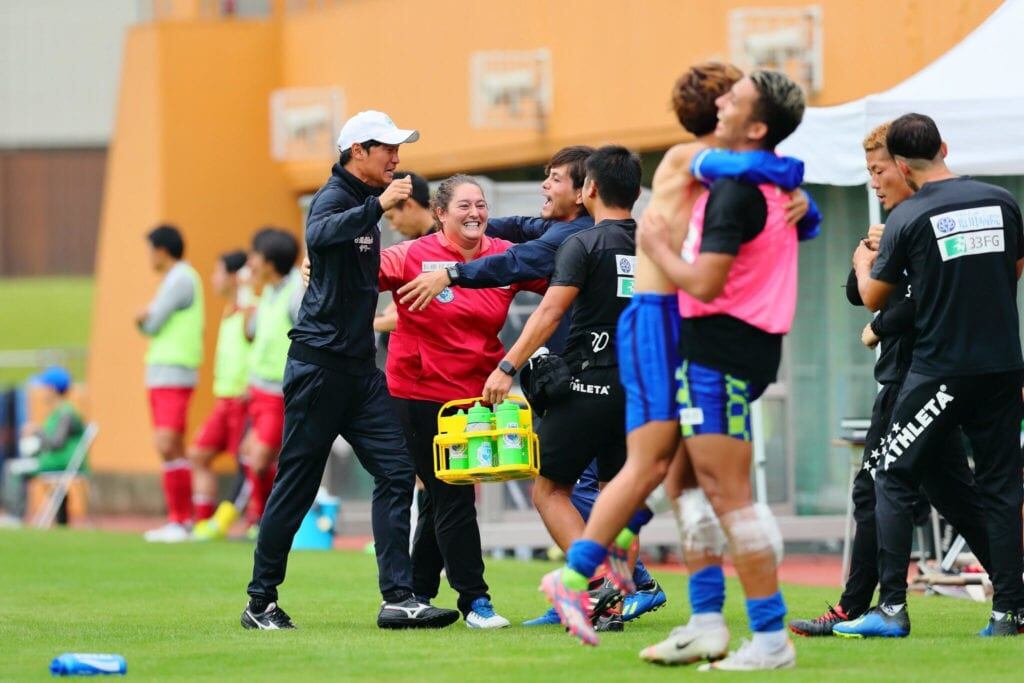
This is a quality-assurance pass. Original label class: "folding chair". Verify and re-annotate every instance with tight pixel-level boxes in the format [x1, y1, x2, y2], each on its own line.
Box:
[33, 423, 98, 529]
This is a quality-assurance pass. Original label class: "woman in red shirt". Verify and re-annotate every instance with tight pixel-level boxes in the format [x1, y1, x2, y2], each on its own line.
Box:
[380, 174, 546, 628]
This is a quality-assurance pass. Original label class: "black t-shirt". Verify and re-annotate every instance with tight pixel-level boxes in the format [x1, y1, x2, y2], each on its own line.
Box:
[549, 219, 636, 364]
[846, 269, 914, 385]
[872, 176, 1024, 377]
[678, 179, 783, 385]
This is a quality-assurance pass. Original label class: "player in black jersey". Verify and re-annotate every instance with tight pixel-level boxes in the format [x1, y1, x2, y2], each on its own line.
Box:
[842, 113, 1024, 638]
[790, 122, 992, 637]
[481, 146, 643, 631]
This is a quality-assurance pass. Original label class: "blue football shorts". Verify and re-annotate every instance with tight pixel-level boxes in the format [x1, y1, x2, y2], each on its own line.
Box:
[617, 293, 682, 433]
[676, 359, 767, 442]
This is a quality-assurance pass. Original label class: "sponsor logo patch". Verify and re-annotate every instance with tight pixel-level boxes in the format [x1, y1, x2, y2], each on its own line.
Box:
[929, 206, 1003, 238]
[617, 277, 635, 298]
[937, 229, 1004, 262]
[616, 255, 636, 275]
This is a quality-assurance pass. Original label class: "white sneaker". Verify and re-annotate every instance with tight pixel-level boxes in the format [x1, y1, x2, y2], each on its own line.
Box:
[640, 620, 730, 665]
[465, 598, 511, 629]
[143, 521, 191, 543]
[697, 638, 796, 672]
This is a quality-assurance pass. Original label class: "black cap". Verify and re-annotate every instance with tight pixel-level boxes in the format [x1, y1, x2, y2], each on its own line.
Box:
[394, 171, 431, 209]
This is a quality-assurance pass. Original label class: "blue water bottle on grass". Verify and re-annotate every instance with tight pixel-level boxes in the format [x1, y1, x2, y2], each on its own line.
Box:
[50, 653, 126, 676]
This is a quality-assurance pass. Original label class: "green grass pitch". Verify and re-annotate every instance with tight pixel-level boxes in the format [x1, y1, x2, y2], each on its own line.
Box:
[0, 277, 93, 384]
[2, 528, 1022, 681]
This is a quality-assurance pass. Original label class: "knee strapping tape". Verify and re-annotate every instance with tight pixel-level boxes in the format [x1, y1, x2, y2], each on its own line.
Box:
[720, 503, 783, 565]
[677, 488, 728, 556]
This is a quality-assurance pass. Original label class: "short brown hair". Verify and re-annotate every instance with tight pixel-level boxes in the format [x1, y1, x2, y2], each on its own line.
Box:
[863, 122, 891, 153]
[671, 62, 743, 136]
[545, 145, 594, 190]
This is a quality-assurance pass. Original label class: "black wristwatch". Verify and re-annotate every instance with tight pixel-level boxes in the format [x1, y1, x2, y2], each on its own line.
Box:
[498, 359, 517, 377]
[445, 264, 461, 285]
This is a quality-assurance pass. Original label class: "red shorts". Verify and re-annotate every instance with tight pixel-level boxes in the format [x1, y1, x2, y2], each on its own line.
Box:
[148, 387, 194, 434]
[193, 396, 248, 455]
[248, 387, 285, 450]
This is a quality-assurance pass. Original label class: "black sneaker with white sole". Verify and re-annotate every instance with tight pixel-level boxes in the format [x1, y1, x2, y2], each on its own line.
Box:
[589, 579, 624, 624]
[377, 597, 460, 629]
[594, 612, 624, 632]
[241, 601, 296, 630]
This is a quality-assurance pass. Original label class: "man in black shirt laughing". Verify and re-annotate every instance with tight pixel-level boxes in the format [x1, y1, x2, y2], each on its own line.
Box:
[845, 113, 1024, 639]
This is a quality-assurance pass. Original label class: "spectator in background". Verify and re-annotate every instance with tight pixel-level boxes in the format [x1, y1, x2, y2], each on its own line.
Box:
[137, 224, 204, 543]
[242, 228, 303, 538]
[1, 366, 85, 524]
[186, 250, 252, 526]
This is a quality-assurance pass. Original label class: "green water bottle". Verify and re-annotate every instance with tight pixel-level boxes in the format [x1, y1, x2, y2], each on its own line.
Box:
[447, 409, 469, 470]
[495, 399, 527, 465]
[466, 402, 495, 468]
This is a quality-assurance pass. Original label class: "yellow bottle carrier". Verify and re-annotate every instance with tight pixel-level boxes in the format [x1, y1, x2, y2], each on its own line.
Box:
[433, 395, 540, 484]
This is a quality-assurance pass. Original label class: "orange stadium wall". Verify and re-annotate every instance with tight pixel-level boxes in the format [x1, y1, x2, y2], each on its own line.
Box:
[276, 0, 1002, 186]
[88, 19, 297, 477]
[89, 0, 999, 483]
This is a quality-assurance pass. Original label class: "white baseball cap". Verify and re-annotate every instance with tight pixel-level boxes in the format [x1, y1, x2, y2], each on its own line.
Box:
[336, 110, 420, 152]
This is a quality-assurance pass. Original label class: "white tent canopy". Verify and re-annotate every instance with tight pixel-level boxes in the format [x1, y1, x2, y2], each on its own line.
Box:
[778, 0, 1024, 186]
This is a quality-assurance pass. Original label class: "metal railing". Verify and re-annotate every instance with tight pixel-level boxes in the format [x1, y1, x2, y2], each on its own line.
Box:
[0, 348, 88, 386]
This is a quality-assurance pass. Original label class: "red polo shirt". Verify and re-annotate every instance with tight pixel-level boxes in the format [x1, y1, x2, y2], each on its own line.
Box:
[379, 231, 547, 403]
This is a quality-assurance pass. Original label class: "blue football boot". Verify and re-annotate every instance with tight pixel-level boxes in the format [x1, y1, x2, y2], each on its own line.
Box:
[621, 579, 667, 622]
[522, 606, 562, 626]
[833, 606, 910, 638]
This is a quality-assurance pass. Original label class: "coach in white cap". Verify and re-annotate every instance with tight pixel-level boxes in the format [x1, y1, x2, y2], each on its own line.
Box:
[336, 109, 420, 153]
[242, 111, 460, 631]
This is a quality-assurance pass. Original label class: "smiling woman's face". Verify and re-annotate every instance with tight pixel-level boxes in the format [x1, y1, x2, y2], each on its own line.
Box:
[437, 182, 489, 247]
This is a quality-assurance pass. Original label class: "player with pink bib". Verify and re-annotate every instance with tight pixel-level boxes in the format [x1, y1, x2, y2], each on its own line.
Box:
[645, 71, 806, 671]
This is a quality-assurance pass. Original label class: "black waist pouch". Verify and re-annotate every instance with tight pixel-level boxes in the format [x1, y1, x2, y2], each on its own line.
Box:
[519, 353, 574, 417]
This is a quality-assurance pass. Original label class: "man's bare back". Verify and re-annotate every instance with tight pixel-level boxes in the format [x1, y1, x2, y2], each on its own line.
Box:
[635, 142, 706, 294]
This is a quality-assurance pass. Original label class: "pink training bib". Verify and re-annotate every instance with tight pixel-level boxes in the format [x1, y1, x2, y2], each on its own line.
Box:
[678, 184, 798, 334]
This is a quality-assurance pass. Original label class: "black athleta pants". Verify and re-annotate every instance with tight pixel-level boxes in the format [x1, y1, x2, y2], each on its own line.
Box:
[248, 357, 416, 603]
[395, 398, 489, 616]
[876, 370, 1024, 612]
[841, 381, 993, 617]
